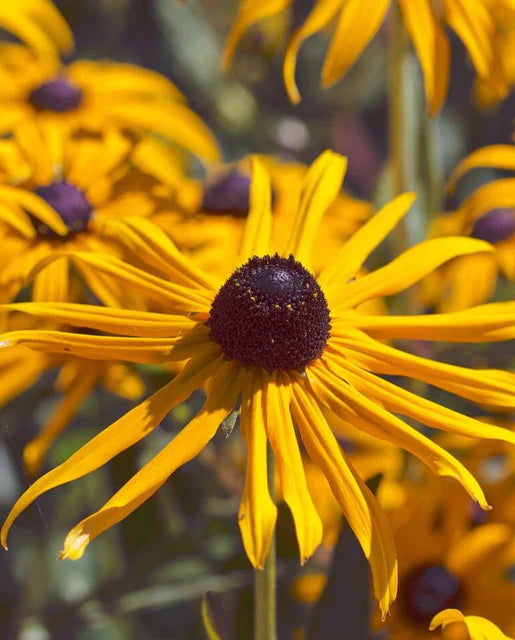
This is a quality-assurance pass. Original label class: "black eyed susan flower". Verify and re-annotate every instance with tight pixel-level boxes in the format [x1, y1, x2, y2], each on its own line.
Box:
[422, 143, 515, 311]
[0, 121, 174, 305]
[0, 42, 219, 162]
[2, 152, 515, 616]
[430, 609, 514, 639]
[0, 0, 72, 59]
[223, 0, 512, 112]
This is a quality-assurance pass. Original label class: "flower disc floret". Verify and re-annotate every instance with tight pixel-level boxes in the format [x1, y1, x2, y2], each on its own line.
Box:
[29, 77, 83, 113]
[208, 254, 330, 371]
[34, 181, 93, 236]
[400, 564, 463, 626]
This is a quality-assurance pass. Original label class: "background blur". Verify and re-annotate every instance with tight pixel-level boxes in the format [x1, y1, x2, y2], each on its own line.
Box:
[0, 1, 514, 639]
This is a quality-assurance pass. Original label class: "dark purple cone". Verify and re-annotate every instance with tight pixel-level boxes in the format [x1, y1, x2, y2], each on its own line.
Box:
[470, 208, 515, 244]
[33, 181, 93, 236]
[201, 170, 276, 217]
[208, 254, 330, 371]
[29, 77, 83, 113]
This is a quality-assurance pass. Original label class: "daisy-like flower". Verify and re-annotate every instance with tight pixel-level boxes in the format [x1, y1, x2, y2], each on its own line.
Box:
[0, 121, 175, 305]
[0, 0, 72, 59]
[0, 42, 219, 162]
[430, 609, 514, 639]
[1, 152, 515, 616]
[223, 0, 512, 112]
[422, 143, 515, 311]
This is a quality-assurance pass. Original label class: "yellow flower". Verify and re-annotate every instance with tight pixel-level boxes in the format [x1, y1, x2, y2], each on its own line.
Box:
[422, 143, 515, 311]
[2, 152, 515, 617]
[0, 0, 72, 58]
[431, 609, 514, 639]
[0, 42, 219, 162]
[375, 474, 515, 639]
[0, 121, 171, 305]
[223, 0, 511, 112]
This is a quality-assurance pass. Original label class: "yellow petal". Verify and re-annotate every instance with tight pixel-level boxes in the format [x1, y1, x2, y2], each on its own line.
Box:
[333, 330, 515, 409]
[333, 237, 493, 311]
[238, 369, 278, 569]
[285, 151, 347, 271]
[430, 609, 514, 640]
[283, 0, 343, 103]
[319, 192, 416, 292]
[1, 347, 223, 549]
[5, 302, 199, 337]
[457, 178, 515, 221]
[265, 372, 322, 563]
[221, 0, 294, 71]
[0, 202, 35, 239]
[0, 186, 68, 236]
[333, 301, 515, 342]
[60, 361, 242, 560]
[321, 0, 390, 88]
[237, 157, 273, 265]
[23, 363, 99, 476]
[308, 360, 489, 508]
[398, 0, 450, 114]
[98, 217, 219, 291]
[291, 378, 397, 616]
[447, 145, 515, 193]
[32, 257, 69, 303]
[0, 327, 211, 364]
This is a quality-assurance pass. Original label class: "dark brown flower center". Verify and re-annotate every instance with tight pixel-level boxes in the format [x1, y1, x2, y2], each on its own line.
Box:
[201, 170, 276, 218]
[33, 181, 93, 236]
[208, 254, 330, 371]
[470, 208, 515, 244]
[29, 77, 83, 113]
[400, 563, 464, 626]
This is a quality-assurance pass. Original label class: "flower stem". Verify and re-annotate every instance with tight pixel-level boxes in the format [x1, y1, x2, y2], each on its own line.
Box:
[254, 444, 276, 640]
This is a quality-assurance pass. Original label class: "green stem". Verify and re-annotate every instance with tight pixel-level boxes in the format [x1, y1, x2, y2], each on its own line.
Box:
[254, 444, 276, 640]
[422, 110, 444, 218]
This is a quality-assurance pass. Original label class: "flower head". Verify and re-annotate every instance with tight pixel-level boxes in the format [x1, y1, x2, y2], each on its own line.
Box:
[1, 152, 515, 618]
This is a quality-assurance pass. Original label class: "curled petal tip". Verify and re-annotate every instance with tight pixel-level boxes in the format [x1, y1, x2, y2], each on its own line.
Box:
[59, 531, 90, 560]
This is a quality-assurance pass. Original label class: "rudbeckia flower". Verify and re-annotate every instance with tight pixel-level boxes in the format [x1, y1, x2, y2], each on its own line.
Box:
[422, 143, 515, 311]
[0, 42, 219, 161]
[223, 0, 512, 112]
[2, 152, 515, 617]
[0, 121, 173, 305]
[375, 474, 515, 638]
[0, 0, 72, 58]
[431, 609, 514, 639]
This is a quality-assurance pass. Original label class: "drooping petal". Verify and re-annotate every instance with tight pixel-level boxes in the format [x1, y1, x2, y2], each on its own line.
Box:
[23, 363, 99, 476]
[0, 327, 211, 364]
[237, 157, 273, 265]
[59, 361, 242, 560]
[332, 301, 515, 342]
[222, 0, 294, 71]
[328, 354, 515, 446]
[307, 360, 489, 508]
[265, 372, 322, 563]
[1, 346, 222, 549]
[238, 369, 278, 569]
[0, 186, 68, 236]
[291, 378, 397, 616]
[4, 302, 199, 338]
[27, 251, 213, 312]
[98, 217, 220, 291]
[318, 192, 416, 292]
[285, 151, 347, 271]
[332, 237, 493, 311]
[447, 145, 515, 193]
[430, 609, 514, 640]
[332, 330, 515, 408]
[283, 0, 343, 103]
[321, 0, 391, 88]
[398, 0, 450, 114]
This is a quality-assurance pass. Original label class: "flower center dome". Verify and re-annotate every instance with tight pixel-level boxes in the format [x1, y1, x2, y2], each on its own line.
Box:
[33, 181, 93, 236]
[400, 564, 463, 626]
[208, 254, 330, 371]
[470, 208, 515, 244]
[201, 170, 276, 218]
[29, 77, 83, 113]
